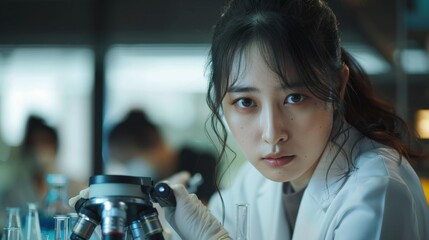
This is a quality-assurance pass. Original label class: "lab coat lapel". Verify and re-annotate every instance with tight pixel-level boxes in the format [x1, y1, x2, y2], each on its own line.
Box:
[292, 146, 338, 239]
[293, 127, 362, 239]
[256, 179, 291, 240]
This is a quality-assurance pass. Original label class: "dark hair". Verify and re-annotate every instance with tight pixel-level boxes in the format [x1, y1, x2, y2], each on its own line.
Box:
[108, 109, 161, 152]
[22, 115, 58, 155]
[206, 0, 421, 186]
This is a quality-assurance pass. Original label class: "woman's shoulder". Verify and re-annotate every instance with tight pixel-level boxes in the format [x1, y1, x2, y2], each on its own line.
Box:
[338, 142, 427, 210]
[309, 138, 429, 239]
[352, 143, 418, 185]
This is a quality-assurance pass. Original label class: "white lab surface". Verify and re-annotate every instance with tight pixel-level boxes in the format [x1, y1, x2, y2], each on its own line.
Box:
[209, 127, 429, 240]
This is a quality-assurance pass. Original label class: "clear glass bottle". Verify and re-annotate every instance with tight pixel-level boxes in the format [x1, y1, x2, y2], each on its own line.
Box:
[2, 227, 21, 240]
[39, 174, 73, 240]
[24, 203, 42, 240]
[5, 208, 22, 229]
[4, 208, 23, 240]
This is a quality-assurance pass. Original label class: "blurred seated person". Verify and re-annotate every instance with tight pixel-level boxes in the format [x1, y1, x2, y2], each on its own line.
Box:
[0, 114, 59, 211]
[106, 109, 217, 203]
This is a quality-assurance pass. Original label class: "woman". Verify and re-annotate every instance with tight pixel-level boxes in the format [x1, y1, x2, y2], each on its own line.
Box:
[69, 0, 429, 239]
[163, 0, 429, 239]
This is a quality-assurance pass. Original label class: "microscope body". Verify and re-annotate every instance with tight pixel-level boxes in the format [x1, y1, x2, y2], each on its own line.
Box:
[71, 175, 176, 240]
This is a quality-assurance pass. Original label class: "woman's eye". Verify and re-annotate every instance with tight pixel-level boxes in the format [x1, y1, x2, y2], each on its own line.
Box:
[234, 98, 255, 108]
[285, 94, 305, 104]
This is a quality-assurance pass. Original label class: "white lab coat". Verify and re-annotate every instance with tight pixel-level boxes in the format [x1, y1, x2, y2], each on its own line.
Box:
[209, 128, 429, 239]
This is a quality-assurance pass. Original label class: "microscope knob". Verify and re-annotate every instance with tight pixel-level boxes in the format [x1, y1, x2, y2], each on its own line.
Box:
[154, 182, 176, 207]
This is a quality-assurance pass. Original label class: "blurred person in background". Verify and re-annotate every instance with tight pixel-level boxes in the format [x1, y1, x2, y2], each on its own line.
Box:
[0, 115, 59, 228]
[106, 109, 217, 203]
[3, 115, 59, 204]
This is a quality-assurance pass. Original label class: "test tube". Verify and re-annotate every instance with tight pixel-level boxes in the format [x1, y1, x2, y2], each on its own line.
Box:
[66, 213, 78, 234]
[53, 216, 69, 240]
[235, 203, 249, 240]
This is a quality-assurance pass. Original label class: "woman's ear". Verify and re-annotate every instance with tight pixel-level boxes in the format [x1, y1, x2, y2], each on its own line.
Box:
[340, 63, 350, 99]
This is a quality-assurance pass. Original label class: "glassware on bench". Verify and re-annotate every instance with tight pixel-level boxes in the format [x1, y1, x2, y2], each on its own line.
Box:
[25, 203, 42, 240]
[5, 207, 23, 240]
[2, 227, 21, 240]
[235, 203, 249, 240]
[53, 216, 69, 240]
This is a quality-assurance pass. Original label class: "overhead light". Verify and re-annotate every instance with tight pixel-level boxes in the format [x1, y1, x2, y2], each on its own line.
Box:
[416, 109, 429, 139]
[0, 46, 93, 145]
[106, 44, 211, 93]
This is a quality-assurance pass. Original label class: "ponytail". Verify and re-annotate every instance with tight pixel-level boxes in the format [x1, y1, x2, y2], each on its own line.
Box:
[341, 48, 422, 162]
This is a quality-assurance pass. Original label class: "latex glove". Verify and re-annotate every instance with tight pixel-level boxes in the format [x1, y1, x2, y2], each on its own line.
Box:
[69, 187, 90, 209]
[164, 184, 231, 240]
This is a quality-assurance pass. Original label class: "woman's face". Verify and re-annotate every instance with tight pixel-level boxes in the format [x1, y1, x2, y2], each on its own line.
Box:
[222, 46, 334, 190]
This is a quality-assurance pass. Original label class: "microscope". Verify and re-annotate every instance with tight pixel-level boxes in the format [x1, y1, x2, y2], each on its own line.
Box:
[70, 175, 176, 240]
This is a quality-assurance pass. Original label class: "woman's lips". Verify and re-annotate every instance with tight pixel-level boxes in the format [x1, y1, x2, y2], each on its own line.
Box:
[263, 155, 295, 167]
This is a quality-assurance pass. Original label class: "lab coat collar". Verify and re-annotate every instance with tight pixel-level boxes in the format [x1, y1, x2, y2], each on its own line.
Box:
[305, 126, 363, 210]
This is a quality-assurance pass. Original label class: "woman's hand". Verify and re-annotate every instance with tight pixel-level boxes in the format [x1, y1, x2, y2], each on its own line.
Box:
[163, 184, 231, 240]
[69, 187, 89, 209]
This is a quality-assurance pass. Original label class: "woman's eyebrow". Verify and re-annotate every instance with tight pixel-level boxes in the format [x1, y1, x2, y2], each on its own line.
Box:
[227, 80, 305, 93]
[227, 86, 259, 93]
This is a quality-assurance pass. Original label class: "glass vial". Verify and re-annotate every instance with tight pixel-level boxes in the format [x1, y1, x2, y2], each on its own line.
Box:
[235, 203, 249, 240]
[5, 208, 22, 228]
[2, 227, 21, 240]
[5, 208, 23, 239]
[39, 174, 73, 240]
[25, 203, 42, 240]
[53, 216, 69, 240]
[41, 174, 73, 217]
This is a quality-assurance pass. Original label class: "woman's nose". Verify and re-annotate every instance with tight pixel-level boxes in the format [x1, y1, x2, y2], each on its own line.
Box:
[261, 107, 288, 145]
